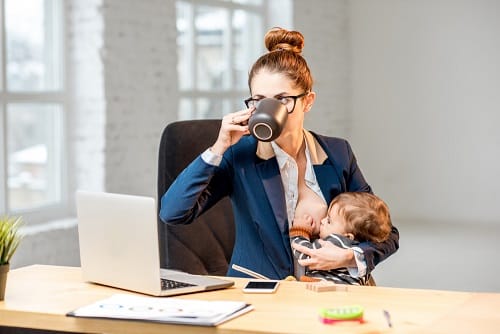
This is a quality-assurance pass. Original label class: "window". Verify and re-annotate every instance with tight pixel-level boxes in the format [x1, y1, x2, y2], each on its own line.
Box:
[0, 0, 66, 223]
[176, 0, 266, 119]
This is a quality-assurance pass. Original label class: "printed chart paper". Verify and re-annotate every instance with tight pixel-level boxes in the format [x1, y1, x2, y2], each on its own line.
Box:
[67, 294, 253, 326]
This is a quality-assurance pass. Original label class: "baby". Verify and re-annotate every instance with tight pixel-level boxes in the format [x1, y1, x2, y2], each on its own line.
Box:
[291, 192, 392, 285]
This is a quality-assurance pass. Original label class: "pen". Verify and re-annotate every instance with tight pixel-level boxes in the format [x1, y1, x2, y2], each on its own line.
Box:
[231, 264, 270, 280]
[383, 310, 392, 328]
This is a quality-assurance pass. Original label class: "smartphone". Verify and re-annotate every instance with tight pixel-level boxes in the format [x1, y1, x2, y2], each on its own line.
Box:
[242, 280, 280, 293]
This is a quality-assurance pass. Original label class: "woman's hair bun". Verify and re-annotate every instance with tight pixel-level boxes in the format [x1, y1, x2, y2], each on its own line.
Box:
[264, 27, 304, 54]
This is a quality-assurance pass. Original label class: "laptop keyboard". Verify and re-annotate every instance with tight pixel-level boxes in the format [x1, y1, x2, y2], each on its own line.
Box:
[161, 278, 196, 290]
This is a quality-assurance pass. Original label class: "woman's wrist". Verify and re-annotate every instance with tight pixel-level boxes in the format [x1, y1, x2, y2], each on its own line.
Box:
[343, 248, 356, 267]
[210, 142, 227, 156]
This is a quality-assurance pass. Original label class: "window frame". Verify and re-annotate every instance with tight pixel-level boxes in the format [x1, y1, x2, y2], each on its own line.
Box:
[176, 0, 268, 120]
[0, 0, 69, 224]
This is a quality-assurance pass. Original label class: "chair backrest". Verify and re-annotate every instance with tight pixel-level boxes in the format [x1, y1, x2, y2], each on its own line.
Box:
[157, 119, 235, 276]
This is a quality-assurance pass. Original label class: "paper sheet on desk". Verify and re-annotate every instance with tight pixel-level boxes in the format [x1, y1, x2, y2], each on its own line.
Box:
[67, 294, 253, 326]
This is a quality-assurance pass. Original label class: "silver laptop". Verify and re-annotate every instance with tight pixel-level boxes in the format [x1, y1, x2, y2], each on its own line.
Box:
[76, 190, 234, 296]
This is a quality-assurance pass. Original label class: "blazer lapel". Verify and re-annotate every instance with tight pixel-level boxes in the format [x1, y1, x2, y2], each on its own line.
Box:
[314, 164, 343, 205]
[251, 158, 293, 277]
[256, 159, 288, 233]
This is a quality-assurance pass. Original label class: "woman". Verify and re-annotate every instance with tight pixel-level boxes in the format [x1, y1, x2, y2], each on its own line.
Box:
[160, 27, 399, 280]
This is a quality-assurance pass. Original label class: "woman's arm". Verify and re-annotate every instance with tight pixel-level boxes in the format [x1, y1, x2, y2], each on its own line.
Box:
[159, 156, 229, 225]
[160, 109, 252, 225]
[358, 226, 400, 272]
[292, 240, 356, 270]
[290, 214, 359, 271]
[292, 226, 399, 273]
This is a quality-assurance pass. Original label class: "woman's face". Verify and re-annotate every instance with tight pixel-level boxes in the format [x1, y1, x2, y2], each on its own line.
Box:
[249, 69, 314, 138]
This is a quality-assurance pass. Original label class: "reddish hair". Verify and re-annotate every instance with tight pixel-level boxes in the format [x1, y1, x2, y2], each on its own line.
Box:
[248, 27, 313, 93]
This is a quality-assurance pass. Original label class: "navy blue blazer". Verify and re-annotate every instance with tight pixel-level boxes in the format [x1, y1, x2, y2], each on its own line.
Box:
[160, 132, 399, 279]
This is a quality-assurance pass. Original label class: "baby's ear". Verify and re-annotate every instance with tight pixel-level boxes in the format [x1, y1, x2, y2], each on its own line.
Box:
[345, 233, 355, 241]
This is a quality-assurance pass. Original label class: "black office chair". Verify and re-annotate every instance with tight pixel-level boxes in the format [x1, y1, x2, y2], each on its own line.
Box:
[157, 119, 235, 276]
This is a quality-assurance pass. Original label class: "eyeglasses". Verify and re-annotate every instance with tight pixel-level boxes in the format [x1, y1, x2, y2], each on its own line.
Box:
[244, 92, 309, 114]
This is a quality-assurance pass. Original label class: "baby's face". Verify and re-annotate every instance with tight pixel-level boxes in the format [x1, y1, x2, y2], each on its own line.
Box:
[319, 204, 349, 239]
[294, 198, 327, 237]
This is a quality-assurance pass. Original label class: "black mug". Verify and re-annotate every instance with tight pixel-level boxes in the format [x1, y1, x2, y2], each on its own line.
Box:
[248, 98, 288, 142]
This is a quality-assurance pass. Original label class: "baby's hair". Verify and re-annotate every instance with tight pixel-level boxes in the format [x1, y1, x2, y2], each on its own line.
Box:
[329, 192, 392, 243]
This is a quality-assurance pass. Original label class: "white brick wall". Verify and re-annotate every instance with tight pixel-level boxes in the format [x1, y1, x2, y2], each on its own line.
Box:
[70, 0, 178, 197]
[68, 0, 106, 196]
[12, 218, 80, 268]
[294, 0, 350, 138]
[101, 0, 178, 197]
